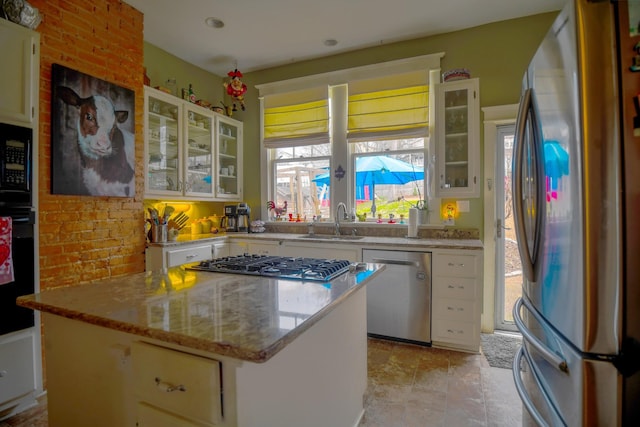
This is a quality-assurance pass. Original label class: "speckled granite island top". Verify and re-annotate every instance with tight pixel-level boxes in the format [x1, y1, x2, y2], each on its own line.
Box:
[17, 265, 382, 363]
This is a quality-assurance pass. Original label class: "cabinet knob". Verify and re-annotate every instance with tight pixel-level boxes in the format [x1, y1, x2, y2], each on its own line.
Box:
[155, 377, 186, 393]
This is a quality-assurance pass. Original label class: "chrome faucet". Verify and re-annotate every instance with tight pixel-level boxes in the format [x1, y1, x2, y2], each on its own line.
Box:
[335, 202, 347, 236]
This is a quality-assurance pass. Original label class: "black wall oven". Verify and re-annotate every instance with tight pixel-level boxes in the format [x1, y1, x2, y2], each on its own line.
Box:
[0, 123, 32, 208]
[0, 208, 35, 335]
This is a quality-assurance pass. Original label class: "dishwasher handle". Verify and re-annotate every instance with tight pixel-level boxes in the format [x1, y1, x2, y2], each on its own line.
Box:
[370, 258, 419, 267]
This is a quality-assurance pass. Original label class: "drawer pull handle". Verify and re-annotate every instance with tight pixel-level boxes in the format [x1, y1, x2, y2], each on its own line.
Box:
[155, 377, 186, 393]
[447, 262, 465, 267]
[447, 284, 466, 289]
[185, 254, 198, 259]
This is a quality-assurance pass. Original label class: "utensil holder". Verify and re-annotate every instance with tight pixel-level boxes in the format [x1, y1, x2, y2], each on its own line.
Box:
[150, 224, 167, 243]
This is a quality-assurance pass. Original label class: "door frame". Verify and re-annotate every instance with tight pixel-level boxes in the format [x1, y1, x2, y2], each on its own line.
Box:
[481, 104, 518, 333]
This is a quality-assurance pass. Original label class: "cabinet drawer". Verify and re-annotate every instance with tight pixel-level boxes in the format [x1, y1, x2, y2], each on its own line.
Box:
[433, 254, 478, 277]
[432, 319, 476, 345]
[132, 342, 221, 425]
[433, 276, 476, 300]
[166, 245, 211, 268]
[0, 335, 35, 405]
[433, 298, 476, 322]
[137, 402, 202, 427]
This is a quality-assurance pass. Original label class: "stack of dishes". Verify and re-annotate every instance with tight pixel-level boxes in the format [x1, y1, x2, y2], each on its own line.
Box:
[442, 68, 471, 82]
[250, 220, 266, 233]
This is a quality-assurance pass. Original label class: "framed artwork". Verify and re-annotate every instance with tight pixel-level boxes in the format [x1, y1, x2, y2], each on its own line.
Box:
[51, 64, 135, 197]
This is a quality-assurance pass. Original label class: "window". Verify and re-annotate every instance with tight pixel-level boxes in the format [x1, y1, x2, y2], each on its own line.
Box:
[352, 139, 425, 222]
[272, 144, 331, 221]
[258, 53, 442, 222]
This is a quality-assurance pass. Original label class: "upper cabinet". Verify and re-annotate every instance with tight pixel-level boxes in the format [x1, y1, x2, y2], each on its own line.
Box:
[434, 78, 480, 198]
[215, 115, 243, 199]
[0, 18, 39, 125]
[144, 87, 243, 201]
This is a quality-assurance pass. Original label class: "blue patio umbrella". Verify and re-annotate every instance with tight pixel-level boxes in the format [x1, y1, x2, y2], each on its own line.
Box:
[543, 140, 569, 195]
[312, 155, 424, 215]
[543, 140, 569, 179]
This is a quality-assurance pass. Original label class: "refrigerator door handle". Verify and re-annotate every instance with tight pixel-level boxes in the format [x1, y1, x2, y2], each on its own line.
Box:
[513, 88, 545, 282]
[514, 297, 569, 373]
[513, 345, 564, 427]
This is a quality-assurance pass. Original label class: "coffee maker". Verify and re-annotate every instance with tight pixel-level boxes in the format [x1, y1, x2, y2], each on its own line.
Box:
[237, 203, 250, 233]
[221, 204, 238, 232]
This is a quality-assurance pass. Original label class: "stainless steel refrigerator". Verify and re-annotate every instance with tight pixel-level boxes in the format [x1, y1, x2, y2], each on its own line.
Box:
[511, 0, 640, 425]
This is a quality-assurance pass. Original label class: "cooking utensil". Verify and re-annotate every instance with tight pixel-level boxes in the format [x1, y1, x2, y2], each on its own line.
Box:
[148, 207, 159, 224]
[162, 206, 175, 223]
[175, 215, 189, 229]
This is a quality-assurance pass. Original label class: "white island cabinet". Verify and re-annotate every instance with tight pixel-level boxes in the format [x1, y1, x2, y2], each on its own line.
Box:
[18, 266, 376, 427]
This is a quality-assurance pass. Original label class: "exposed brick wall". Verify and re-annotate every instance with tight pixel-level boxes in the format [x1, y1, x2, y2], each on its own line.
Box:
[30, 0, 146, 290]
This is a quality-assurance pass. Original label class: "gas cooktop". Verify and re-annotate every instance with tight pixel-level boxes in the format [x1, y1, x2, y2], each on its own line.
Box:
[187, 254, 352, 282]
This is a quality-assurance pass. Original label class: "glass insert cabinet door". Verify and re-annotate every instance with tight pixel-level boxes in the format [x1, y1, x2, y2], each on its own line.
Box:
[185, 107, 214, 196]
[435, 78, 479, 198]
[215, 116, 241, 198]
[147, 94, 181, 193]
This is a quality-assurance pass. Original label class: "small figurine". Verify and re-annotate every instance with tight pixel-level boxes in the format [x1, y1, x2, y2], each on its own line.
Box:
[267, 200, 288, 219]
[223, 69, 248, 111]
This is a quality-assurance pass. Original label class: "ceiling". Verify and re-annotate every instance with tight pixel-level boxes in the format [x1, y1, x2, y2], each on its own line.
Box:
[125, 0, 564, 77]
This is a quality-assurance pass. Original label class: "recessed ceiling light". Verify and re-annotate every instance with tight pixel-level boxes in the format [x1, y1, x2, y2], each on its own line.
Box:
[324, 39, 338, 47]
[205, 17, 224, 29]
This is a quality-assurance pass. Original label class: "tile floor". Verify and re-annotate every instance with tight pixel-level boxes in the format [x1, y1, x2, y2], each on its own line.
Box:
[360, 338, 521, 426]
[0, 337, 521, 427]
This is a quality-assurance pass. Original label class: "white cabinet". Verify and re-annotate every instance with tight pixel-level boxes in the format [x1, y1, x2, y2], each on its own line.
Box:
[229, 239, 281, 256]
[431, 249, 483, 352]
[0, 18, 39, 125]
[145, 242, 214, 271]
[144, 87, 243, 201]
[0, 334, 35, 407]
[279, 242, 360, 262]
[434, 78, 480, 198]
[132, 341, 222, 426]
[215, 116, 243, 200]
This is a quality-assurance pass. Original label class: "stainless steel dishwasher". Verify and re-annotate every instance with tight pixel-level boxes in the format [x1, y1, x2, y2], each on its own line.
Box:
[363, 249, 431, 344]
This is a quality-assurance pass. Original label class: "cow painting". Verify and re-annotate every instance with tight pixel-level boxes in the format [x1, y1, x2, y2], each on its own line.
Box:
[51, 64, 135, 197]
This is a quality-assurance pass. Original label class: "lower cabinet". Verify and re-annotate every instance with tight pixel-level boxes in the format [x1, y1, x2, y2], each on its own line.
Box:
[229, 239, 281, 256]
[146, 241, 224, 271]
[279, 242, 360, 262]
[0, 333, 36, 410]
[431, 249, 483, 352]
[132, 341, 222, 426]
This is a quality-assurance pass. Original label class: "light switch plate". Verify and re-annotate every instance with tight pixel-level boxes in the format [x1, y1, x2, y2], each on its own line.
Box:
[457, 200, 470, 212]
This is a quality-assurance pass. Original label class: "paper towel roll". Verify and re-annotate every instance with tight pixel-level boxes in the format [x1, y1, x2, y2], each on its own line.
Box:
[408, 208, 418, 238]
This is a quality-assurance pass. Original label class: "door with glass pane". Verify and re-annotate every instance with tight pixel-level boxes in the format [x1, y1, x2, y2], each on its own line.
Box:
[495, 124, 519, 331]
[184, 106, 214, 197]
[215, 115, 242, 199]
[435, 78, 480, 198]
[145, 91, 182, 196]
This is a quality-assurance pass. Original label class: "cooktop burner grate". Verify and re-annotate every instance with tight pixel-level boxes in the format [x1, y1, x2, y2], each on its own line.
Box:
[187, 254, 352, 282]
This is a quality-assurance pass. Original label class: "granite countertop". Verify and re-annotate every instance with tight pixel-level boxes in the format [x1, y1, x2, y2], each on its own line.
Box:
[17, 265, 382, 363]
[150, 232, 483, 251]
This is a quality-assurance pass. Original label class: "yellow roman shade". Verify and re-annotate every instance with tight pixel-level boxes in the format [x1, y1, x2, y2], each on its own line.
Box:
[347, 71, 429, 142]
[263, 86, 329, 148]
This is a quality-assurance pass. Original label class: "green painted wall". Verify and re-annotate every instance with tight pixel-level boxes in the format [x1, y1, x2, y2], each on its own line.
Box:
[144, 11, 558, 234]
[143, 43, 224, 108]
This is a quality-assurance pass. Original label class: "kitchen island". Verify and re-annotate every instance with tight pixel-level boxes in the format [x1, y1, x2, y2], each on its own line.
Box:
[17, 264, 383, 427]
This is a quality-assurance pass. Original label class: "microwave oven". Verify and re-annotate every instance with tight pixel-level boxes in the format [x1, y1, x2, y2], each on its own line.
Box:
[0, 123, 32, 207]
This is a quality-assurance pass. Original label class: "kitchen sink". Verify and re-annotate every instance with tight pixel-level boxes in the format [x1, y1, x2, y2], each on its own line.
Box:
[298, 234, 365, 241]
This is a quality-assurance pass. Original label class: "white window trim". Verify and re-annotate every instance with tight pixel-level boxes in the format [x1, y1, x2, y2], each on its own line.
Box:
[259, 53, 445, 222]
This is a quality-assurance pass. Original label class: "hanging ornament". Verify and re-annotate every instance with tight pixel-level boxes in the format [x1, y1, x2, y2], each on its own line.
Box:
[223, 68, 248, 111]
